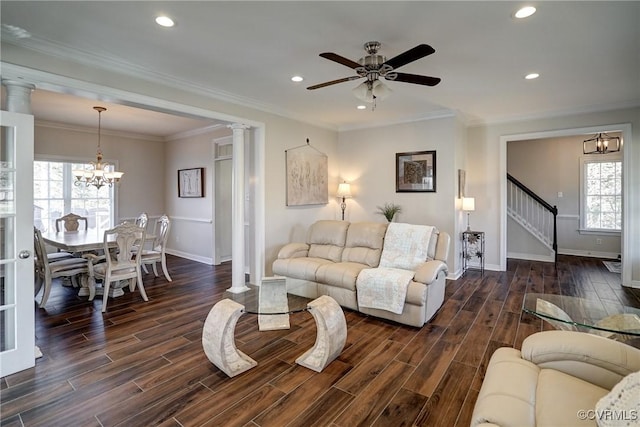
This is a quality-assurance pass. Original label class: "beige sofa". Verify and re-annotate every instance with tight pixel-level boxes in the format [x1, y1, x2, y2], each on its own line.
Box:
[471, 330, 640, 427]
[272, 220, 450, 327]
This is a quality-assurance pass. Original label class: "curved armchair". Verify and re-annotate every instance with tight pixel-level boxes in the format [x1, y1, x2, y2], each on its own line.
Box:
[471, 330, 640, 427]
[140, 215, 172, 282]
[87, 223, 147, 312]
[55, 213, 88, 232]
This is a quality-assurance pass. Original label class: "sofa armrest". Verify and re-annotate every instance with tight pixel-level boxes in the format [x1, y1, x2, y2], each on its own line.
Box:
[413, 260, 448, 285]
[521, 330, 640, 389]
[277, 242, 309, 259]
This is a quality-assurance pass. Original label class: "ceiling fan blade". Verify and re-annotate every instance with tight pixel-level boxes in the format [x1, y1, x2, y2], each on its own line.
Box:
[390, 73, 441, 86]
[307, 76, 362, 90]
[320, 52, 362, 69]
[383, 44, 435, 70]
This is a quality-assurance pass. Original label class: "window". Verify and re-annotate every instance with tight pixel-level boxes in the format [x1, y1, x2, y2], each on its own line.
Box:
[34, 160, 116, 232]
[580, 156, 622, 232]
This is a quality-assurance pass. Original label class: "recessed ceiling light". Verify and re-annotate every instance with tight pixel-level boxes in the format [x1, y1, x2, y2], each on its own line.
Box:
[155, 16, 175, 27]
[291, 76, 303, 82]
[525, 73, 540, 80]
[515, 6, 536, 19]
[357, 105, 367, 110]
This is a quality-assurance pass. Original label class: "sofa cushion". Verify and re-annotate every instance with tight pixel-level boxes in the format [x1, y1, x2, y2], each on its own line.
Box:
[272, 257, 334, 281]
[536, 369, 608, 427]
[316, 262, 368, 291]
[307, 220, 349, 263]
[341, 222, 387, 267]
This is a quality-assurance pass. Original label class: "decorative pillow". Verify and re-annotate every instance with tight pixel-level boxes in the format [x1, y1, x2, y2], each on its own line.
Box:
[595, 370, 640, 427]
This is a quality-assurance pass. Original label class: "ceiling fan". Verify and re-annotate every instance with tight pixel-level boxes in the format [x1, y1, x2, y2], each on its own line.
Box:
[307, 41, 441, 107]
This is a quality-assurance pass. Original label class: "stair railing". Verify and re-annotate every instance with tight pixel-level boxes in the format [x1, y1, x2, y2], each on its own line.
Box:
[507, 173, 558, 264]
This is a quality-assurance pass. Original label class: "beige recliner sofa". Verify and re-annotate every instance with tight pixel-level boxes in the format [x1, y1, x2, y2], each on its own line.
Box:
[272, 220, 450, 327]
[471, 330, 640, 427]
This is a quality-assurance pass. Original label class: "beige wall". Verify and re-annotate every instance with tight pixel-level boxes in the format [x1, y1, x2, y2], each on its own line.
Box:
[338, 115, 464, 274]
[34, 123, 164, 220]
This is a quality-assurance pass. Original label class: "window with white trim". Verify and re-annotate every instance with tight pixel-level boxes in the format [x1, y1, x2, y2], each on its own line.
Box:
[34, 160, 116, 232]
[580, 156, 622, 232]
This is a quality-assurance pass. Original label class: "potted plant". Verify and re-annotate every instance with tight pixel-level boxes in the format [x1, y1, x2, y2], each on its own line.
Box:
[376, 203, 402, 222]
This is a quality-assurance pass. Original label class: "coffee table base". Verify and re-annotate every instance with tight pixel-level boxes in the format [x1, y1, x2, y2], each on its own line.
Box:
[295, 295, 347, 372]
[202, 299, 257, 377]
[202, 295, 346, 377]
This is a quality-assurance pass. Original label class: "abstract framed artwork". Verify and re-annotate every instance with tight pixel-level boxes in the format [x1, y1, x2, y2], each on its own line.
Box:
[178, 167, 204, 198]
[396, 150, 436, 192]
[285, 147, 328, 206]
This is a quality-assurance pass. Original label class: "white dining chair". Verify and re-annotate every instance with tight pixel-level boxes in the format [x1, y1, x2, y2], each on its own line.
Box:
[87, 223, 147, 312]
[33, 227, 89, 308]
[135, 212, 149, 229]
[55, 213, 89, 232]
[140, 215, 172, 282]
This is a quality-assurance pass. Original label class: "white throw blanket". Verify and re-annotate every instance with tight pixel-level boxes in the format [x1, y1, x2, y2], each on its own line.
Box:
[357, 223, 434, 314]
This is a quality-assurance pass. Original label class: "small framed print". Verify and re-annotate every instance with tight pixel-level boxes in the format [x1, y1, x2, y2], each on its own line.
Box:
[178, 167, 204, 198]
[396, 150, 436, 192]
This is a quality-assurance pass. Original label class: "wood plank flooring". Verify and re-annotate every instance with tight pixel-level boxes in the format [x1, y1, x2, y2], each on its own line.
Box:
[2, 255, 639, 426]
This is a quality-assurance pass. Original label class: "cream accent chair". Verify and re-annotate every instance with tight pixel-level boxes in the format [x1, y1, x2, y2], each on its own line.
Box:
[55, 213, 88, 232]
[471, 330, 640, 427]
[87, 223, 147, 312]
[140, 215, 172, 282]
[33, 227, 89, 308]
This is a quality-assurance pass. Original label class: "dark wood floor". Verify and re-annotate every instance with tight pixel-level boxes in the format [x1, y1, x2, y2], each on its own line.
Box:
[2, 255, 639, 426]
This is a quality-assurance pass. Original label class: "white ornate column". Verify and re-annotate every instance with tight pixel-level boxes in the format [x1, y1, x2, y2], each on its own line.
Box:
[1, 80, 36, 113]
[227, 123, 250, 293]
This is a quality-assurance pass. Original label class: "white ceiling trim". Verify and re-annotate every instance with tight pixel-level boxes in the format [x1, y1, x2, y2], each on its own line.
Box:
[35, 119, 166, 142]
[167, 123, 227, 142]
[339, 109, 457, 132]
[2, 36, 338, 131]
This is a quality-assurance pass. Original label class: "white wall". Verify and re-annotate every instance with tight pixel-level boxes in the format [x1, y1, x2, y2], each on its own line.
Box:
[337, 115, 463, 274]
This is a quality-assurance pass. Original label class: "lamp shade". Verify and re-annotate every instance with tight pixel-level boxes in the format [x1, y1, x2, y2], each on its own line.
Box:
[371, 80, 392, 100]
[462, 197, 475, 211]
[337, 182, 352, 199]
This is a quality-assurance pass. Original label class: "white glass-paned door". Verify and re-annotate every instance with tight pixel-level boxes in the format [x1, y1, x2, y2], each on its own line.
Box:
[0, 110, 35, 378]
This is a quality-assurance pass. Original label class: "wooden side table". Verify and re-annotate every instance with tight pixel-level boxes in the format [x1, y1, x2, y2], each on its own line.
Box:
[462, 230, 485, 275]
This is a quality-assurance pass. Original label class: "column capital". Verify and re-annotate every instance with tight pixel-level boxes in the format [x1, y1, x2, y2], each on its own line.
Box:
[2, 80, 36, 114]
[227, 123, 250, 131]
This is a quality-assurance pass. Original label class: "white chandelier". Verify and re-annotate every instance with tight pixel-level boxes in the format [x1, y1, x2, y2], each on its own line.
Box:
[73, 106, 123, 189]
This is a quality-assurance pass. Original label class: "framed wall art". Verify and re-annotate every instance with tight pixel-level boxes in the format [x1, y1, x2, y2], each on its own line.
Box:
[285, 143, 328, 206]
[396, 150, 436, 192]
[178, 167, 204, 198]
[458, 169, 466, 198]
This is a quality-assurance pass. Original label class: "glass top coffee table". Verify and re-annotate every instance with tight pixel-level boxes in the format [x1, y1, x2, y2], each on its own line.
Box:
[523, 293, 640, 343]
[203, 278, 347, 377]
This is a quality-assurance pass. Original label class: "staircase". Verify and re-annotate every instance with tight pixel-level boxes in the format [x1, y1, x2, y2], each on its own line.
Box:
[507, 173, 558, 263]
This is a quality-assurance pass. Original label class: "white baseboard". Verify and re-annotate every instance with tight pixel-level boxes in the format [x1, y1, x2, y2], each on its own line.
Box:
[507, 252, 555, 263]
[558, 248, 619, 259]
[165, 248, 214, 265]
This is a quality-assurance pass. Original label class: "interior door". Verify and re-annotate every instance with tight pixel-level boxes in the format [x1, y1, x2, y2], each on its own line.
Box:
[0, 110, 35, 377]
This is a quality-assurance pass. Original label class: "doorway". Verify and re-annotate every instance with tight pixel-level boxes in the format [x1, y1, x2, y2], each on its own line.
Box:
[500, 123, 632, 286]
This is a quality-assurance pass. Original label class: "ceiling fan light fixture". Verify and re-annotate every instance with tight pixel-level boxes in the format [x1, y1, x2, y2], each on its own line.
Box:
[372, 80, 392, 100]
[352, 81, 371, 102]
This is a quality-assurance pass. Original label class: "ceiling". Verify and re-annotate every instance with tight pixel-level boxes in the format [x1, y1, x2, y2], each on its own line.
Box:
[1, 1, 639, 134]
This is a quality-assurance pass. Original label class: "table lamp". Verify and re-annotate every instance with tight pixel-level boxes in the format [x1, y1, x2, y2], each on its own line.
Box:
[462, 197, 475, 231]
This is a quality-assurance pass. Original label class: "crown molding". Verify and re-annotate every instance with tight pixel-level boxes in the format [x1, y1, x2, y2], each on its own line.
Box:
[467, 99, 640, 128]
[338, 109, 457, 132]
[2, 36, 338, 131]
[34, 119, 166, 142]
[167, 123, 226, 141]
